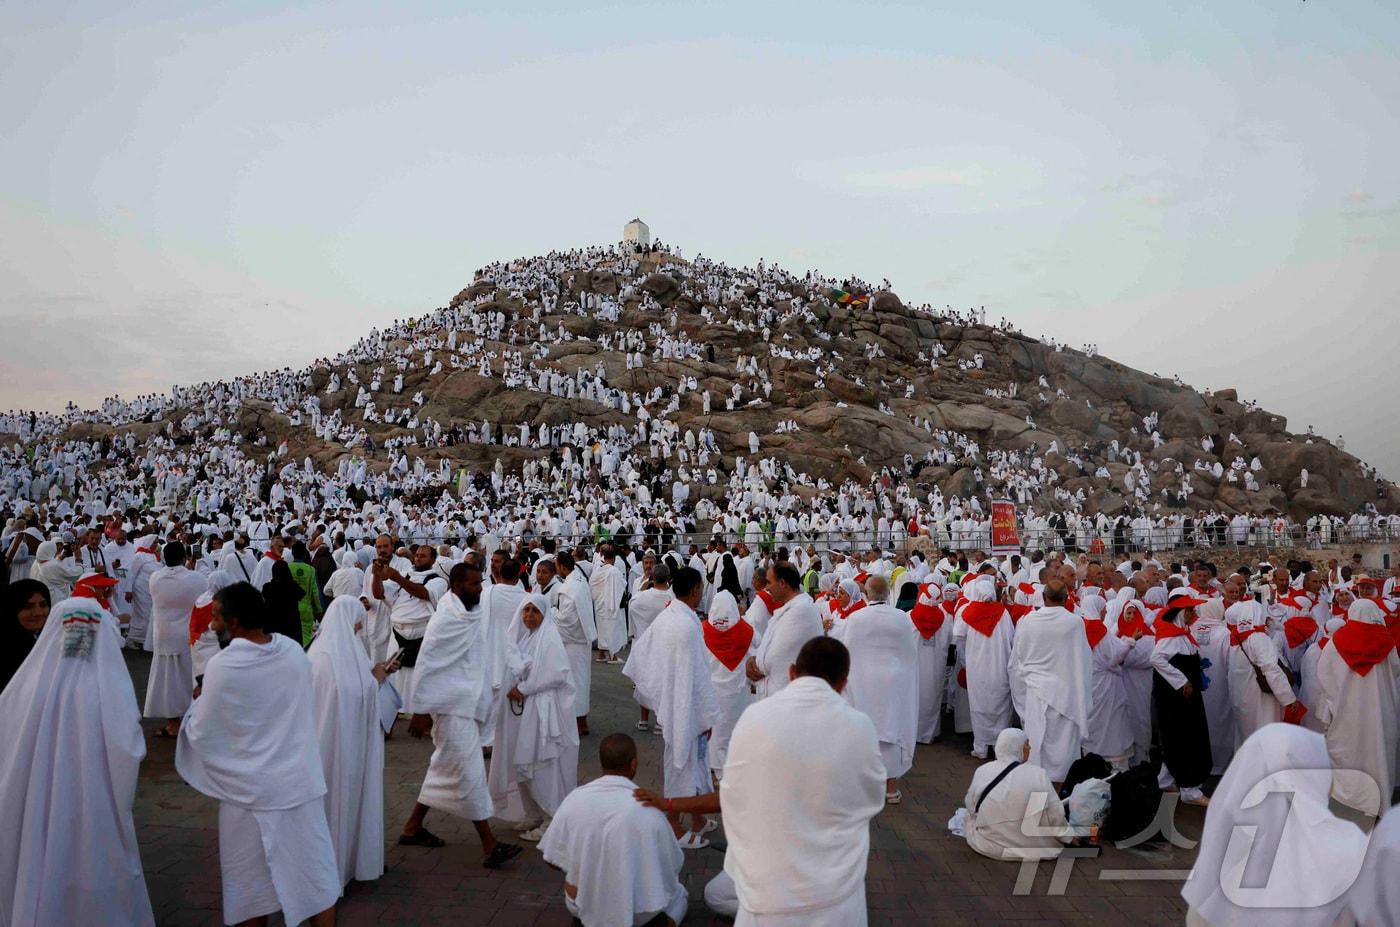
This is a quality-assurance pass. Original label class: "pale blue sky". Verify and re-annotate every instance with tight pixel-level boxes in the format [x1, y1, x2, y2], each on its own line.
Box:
[2, 1, 1396, 476]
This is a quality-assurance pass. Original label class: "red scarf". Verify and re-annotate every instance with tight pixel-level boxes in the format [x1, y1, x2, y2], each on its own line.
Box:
[853, 571, 870, 585]
[703, 618, 755, 672]
[755, 589, 776, 614]
[1153, 618, 1196, 645]
[189, 601, 214, 646]
[1330, 621, 1395, 676]
[1084, 618, 1108, 649]
[910, 599, 946, 640]
[960, 601, 1006, 637]
[838, 600, 867, 620]
[1017, 582, 1037, 596]
[1283, 616, 1319, 650]
[1116, 606, 1154, 639]
[1229, 625, 1263, 647]
[1008, 603, 1033, 624]
[137, 546, 159, 558]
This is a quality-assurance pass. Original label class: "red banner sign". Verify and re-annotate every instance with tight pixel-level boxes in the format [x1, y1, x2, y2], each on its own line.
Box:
[990, 500, 1020, 554]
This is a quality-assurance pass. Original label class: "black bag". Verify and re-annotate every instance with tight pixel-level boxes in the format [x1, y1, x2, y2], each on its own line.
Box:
[1060, 753, 1112, 799]
[1101, 762, 1164, 843]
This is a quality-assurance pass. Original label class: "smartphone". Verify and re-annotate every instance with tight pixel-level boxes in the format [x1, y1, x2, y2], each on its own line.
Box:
[388, 648, 406, 666]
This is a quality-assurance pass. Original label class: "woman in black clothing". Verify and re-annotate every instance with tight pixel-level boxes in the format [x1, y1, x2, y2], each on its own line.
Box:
[1151, 589, 1213, 804]
[262, 560, 305, 645]
[2, 579, 51, 692]
[894, 580, 919, 612]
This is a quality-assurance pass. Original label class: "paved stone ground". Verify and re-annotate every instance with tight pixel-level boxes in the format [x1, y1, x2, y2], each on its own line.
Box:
[129, 650, 1203, 926]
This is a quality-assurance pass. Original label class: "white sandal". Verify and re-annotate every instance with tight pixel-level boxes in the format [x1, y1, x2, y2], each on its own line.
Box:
[885, 790, 902, 805]
[677, 831, 710, 850]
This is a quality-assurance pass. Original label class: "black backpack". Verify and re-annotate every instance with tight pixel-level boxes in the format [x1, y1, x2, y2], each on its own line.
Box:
[1101, 762, 1164, 844]
[1060, 753, 1112, 799]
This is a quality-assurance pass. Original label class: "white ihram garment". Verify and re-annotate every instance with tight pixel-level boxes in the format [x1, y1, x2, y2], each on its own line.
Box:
[589, 561, 628, 653]
[624, 598, 721, 797]
[722, 676, 886, 924]
[413, 590, 494, 821]
[751, 593, 824, 700]
[0, 595, 153, 927]
[176, 634, 340, 926]
[144, 564, 207, 718]
[842, 603, 920, 779]
[1009, 605, 1092, 782]
[307, 598, 385, 887]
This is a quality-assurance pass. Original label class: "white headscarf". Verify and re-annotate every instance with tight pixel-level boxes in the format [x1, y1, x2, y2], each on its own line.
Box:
[709, 589, 741, 631]
[967, 576, 997, 603]
[1079, 594, 1106, 621]
[994, 727, 1029, 763]
[839, 578, 864, 605]
[1347, 598, 1387, 626]
[0, 594, 152, 924]
[308, 597, 375, 697]
[1182, 724, 1366, 927]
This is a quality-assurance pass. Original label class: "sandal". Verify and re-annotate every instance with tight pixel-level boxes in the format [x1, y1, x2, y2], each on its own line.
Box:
[885, 790, 902, 805]
[397, 828, 446, 848]
[677, 831, 709, 850]
[482, 842, 524, 869]
[635, 720, 650, 731]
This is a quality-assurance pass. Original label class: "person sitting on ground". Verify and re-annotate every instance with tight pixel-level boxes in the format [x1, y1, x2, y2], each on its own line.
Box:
[539, 733, 688, 927]
[963, 728, 1074, 861]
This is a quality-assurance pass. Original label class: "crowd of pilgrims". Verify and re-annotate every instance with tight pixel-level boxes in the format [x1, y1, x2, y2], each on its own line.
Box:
[4, 505, 1400, 924]
[4, 241, 1400, 924]
[2, 242, 1394, 570]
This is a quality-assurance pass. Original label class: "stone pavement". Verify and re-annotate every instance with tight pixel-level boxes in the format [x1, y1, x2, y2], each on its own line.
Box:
[128, 650, 1203, 926]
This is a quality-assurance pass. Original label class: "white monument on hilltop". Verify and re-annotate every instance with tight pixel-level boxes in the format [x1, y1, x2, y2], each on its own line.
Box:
[623, 217, 651, 247]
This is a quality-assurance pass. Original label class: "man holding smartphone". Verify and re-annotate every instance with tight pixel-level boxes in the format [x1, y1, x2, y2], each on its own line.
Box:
[368, 536, 446, 713]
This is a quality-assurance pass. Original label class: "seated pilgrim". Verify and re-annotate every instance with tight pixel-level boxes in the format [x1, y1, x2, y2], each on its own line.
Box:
[962, 728, 1074, 861]
[539, 733, 688, 926]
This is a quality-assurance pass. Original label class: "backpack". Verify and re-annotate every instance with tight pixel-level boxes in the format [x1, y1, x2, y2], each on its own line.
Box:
[1060, 753, 1112, 799]
[1101, 762, 1164, 844]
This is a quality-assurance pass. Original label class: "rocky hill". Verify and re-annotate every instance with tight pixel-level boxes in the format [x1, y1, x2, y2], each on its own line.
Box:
[40, 245, 1398, 521]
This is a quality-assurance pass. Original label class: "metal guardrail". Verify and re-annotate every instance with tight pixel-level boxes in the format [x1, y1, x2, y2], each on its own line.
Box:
[373, 524, 1398, 554]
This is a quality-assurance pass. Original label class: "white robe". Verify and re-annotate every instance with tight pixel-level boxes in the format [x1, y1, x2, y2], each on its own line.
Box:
[721, 676, 886, 922]
[955, 602, 1015, 756]
[964, 758, 1072, 861]
[551, 571, 596, 717]
[1081, 625, 1134, 764]
[487, 596, 579, 822]
[176, 634, 340, 926]
[539, 775, 688, 927]
[1228, 628, 1297, 749]
[0, 596, 154, 927]
[144, 564, 206, 718]
[1182, 725, 1367, 927]
[307, 598, 385, 887]
[589, 561, 628, 653]
[702, 591, 754, 773]
[913, 598, 953, 744]
[477, 581, 526, 747]
[752, 593, 824, 700]
[1314, 606, 1400, 818]
[842, 603, 920, 779]
[1009, 606, 1092, 781]
[624, 599, 721, 797]
[412, 591, 494, 821]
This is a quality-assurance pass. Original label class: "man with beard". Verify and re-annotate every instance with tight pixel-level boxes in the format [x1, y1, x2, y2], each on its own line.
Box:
[398, 562, 522, 869]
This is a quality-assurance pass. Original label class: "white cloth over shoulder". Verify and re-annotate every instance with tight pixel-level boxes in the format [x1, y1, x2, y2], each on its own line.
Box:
[1181, 724, 1367, 927]
[841, 602, 919, 779]
[0, 595, 154, 927]
[307, 597, 385, 886]
[177, 633, 327, 810]
[412, 590, 487, 720]
[722, 675, 886, 919]
[539, 775, 688, 927]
